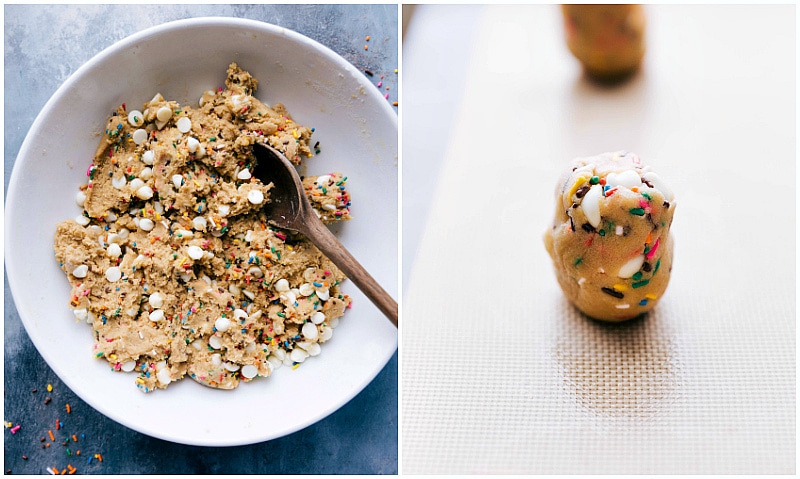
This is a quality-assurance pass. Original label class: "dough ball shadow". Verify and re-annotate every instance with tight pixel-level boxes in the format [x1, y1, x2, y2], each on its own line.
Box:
[552, 300, 684, 422]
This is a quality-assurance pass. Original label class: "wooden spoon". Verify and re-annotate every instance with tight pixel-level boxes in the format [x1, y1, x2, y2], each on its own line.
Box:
[251, 142, 398, 327]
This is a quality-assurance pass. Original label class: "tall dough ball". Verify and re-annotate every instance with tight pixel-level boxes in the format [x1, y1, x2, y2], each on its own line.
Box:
[544, 151, 675, 321]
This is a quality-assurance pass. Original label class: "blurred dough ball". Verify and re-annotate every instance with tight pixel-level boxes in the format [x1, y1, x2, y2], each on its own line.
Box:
[562, 4, 646, 83]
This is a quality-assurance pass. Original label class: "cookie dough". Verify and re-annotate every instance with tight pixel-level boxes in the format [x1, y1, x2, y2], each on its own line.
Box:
[54, 63, 354, 392]
[562, 4, 646, 83]
[544, 151, 675, 321]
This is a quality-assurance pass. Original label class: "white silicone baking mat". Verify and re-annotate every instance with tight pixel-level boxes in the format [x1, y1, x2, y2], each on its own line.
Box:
[401, 4, 795, 474]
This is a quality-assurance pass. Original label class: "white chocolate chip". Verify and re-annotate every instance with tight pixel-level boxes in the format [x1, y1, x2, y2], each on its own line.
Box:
[307, 343, 322, 356]
[208, 335, 222, 349]
[275, 279, 290, 292]
[283, 290, 297, 305]
[302, 322, 319, 340]
[139, 167, 153, 181]
[618, 255, 646, 278]
[241, 364, 258, 379]
[581, 184, 602, 228]
[112, 176, 127, 189]
[132, 128, 148, 146]
[320, 327, 333, 341]
[233, 309, 248, 321]
[643, 172, 674, 202]
[156, 106, 172, 122]
[574, 164, 595, 176]
[311, 311, 326, 325]
[148, 309, 165, 321]
[76, 190, 86, 207]
[128, 110, 144, 127]
[148, 292, 164, 309]
[187, 245, 204, 260]
[237, 168, 252, 180]
[156, 368, 171, 385]
[139, 218, 155, 231]
[606, 170, 641, 189]
[316, 175, 331, 185]
[105, 266, 122, 282]
[142, 150, 155, 165]
[186, 137, 200, 153]
[75, 215, 90, 226]
[121, 360, 137, 372]
[224, 362, 240, 372]
[72, 264, 89, 278]
[107, 243, 122, 258]
[268, 356, 283, 370]
[72, 308, 88, 321]
[215, 316, 231, 332]
[299, 283, 315, 296]
[290, 348, 309, 363]
[192, 216, 207, 231]
[247, 266, 263, 278]
[247, 189, 264, 205]
[176, 117, 192, 133]
[171, 174, 184, 189]
[303, 268, 316, 281]
[135, 185, 154, 200]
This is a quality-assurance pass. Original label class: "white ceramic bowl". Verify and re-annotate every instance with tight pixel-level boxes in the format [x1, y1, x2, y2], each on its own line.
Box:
[6, 17, 397, 446]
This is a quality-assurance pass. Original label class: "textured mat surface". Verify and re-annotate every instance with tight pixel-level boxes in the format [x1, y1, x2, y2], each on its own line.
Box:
[401, 4, 795, 474]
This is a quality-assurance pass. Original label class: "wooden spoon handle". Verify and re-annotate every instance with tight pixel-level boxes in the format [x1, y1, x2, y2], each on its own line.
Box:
[303, 219, 398, 327]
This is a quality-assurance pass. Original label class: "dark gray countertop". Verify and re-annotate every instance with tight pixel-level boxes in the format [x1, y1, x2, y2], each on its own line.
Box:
[4, 4, 397, 474]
